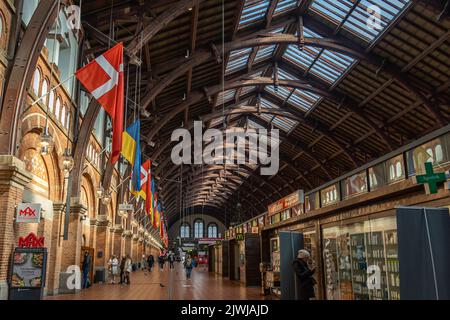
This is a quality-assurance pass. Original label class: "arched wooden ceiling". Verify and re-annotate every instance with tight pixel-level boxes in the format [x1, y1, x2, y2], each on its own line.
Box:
[79, 0, 450, 226]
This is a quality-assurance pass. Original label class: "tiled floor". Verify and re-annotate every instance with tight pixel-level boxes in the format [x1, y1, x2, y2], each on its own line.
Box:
[45, 263, 267, 300]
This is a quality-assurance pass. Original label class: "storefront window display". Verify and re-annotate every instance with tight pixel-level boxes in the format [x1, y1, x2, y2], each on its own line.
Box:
[303, 231, 319, 297]
[322, 215, 400, 300]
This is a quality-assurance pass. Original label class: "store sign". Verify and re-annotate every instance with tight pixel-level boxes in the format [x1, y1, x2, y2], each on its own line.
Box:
[119, 203, 134, 211]
[251, 226, 259, 234]
[18, 233, 45, 248]
[16, 203, 41, 223]
[236, 234, 244, 241]
[268, 190, 304, 216]
[413, 162, 448, 194]
[198, 238, 224, 245]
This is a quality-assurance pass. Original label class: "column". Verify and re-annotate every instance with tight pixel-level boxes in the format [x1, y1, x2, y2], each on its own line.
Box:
[112, 224, 124, 257]
[0, 156, 32, 300]
[46, 203, 65, 296]
[94, 214, 109, 281]
[123, 230, 132, 257]
[132, 234, 139, 263]
[58, 200, 86, 294]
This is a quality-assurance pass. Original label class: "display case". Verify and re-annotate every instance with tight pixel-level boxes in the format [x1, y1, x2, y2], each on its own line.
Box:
[322, 216, 400, 300]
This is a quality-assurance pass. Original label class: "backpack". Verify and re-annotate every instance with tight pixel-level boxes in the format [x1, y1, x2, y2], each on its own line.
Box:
[185, 259, 192, 268]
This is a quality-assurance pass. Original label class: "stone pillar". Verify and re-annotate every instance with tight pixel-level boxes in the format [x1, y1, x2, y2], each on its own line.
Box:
[88, 218, 97, 249]
[132, 234, 139, 262]
[45, 203, 65, 296]
[0, 156, 32, 300]
[58, 200, 86, 294]
[123, 230, 132, 257]
[112, 225, 124, 257]
[93, 215, 109, 281]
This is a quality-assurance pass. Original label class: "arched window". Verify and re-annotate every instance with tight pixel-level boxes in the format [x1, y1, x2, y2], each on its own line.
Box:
[66, 111, 71, 130]
[435, 144, 443, 163]
[32, 69, 41, 94]
[40, 79, 48, 104]
[61, 104, 66, 128]
[194, 219, 204, 238]
[207, 223, 218, 238]
[395, 161, 402, 178]
[55, 97, 61, 120]
[180, 223, 190, 238]
[48, 90, 55, 113]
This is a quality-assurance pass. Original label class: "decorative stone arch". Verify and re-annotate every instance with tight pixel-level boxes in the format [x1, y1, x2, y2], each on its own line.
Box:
[18, 130, 62, 202]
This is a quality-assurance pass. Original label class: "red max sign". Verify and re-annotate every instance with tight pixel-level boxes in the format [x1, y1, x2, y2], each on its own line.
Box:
[16, 203, 41, 223]
[18, 233, 45, 248]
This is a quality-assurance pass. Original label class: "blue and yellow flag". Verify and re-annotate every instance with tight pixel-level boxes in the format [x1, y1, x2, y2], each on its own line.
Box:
[121, 120, 141, 191]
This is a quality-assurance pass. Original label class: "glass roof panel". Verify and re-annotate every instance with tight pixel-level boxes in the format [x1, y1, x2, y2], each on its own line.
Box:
[216, 89, 236, 106]
[265, 85, 292, 100]
[254, 45, 276, 63]
[257, 98, 298, 132]
[274, 0, 299, 15]
[310, 0, 411, 43]
[238, 0, 270, 29]
[288, 89, 322, 111]
[226, 48, 252, 75]
[309, 49, 355, 83]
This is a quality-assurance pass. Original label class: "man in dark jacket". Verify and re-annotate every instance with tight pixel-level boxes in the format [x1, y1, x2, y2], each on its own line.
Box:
[82, 251, 92, 289]
[119, 256, 127, 284]
[292, 249, 316, 300]
[147, 254, 155, 272]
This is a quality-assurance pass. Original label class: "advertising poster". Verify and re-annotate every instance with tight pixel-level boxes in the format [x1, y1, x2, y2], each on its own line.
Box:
[11, 249, 46, 288]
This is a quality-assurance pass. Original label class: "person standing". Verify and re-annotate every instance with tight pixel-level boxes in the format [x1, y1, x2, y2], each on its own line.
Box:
[108, 255, 119, 284]
[168, 253, 175, 269]
[82, 251, 92, 289]
[141, 254, 147, 271]
[292, 249, 316, 300]
[124, 255, 132, 285]
[147, 254, 155, 272]
[119, 256, 127, 284]
[184, 254, 194, 279]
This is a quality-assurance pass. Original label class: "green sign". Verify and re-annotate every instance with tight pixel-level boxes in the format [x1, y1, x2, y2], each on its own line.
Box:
[414, 162, 447, 194]
[236, 234, 244, 241]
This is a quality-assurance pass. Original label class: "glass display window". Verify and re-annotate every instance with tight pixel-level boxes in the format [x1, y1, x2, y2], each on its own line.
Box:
[342, 171, 367, 199]
[281, 209, 291, 221]
[322, 215, 399, 300]
[321, 183, 339, 207]
[407, 134, 450, 176]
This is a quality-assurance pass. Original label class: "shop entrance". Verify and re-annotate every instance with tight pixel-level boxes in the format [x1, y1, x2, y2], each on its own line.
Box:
[80, 246, 95, 286]
[229, 240, 240, 281]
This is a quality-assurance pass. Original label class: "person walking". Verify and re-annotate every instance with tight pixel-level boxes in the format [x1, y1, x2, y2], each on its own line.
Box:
[141, 254, 147, 271]
[168, 253, 175, 269]
[147, 254, 154, 272]
[184, 254, 194, 280]
[124, 255, 132, 285]
[119, 256, 127, 284]
[292, 249, 316, 300]
[158, 254, 165, 271]
[108, 255, 119, 284]
[82, 251, 92, 289]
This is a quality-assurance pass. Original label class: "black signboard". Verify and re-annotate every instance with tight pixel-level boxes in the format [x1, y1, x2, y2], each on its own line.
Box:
[9, 247, 47, 300]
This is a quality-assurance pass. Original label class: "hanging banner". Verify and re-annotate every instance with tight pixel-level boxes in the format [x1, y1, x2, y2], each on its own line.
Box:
[268, 190, 304, 216]
[16, 204, 41, 224]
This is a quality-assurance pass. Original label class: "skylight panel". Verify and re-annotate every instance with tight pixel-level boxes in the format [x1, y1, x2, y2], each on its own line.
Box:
[226, 48, 252, 74]
[288, 89, 322, 111]
[254, 45, 276, 63]
[265, 85, 292, 100]
[309, 49, 355, 83]
[257, 98, 298, 132]
[238, 0, 270, 29]
[310, 0, 411, 43]
[277, 68, 297, 80]
[216, 89, 236, 106]
[241, 85, 256, 96]
[284, 45, 321, 70]
[274, 0, 299, 14]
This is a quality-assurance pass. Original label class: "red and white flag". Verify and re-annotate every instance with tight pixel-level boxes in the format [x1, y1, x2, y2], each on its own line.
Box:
[75, 43, 124, 164]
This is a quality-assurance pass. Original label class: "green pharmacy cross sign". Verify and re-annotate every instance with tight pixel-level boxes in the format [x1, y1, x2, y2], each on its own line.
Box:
[413, 162, 448, 194]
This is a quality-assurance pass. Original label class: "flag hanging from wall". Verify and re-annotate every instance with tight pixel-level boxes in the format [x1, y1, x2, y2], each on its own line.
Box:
[75, 43, 124, 164]
[132, 159, 150, 200]
[121, 120, 141, 191]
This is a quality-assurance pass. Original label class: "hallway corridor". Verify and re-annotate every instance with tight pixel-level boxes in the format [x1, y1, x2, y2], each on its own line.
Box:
[45, 263, 265, 300]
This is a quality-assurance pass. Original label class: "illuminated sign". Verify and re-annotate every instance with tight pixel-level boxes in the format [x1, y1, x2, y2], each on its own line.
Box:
[268, 190, 304, 216]
[16, 204, 41, 223]
[18, 233, 45, 248]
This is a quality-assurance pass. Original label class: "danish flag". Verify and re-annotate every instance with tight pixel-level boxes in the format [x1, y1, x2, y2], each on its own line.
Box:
[75, 43, 124, 164]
